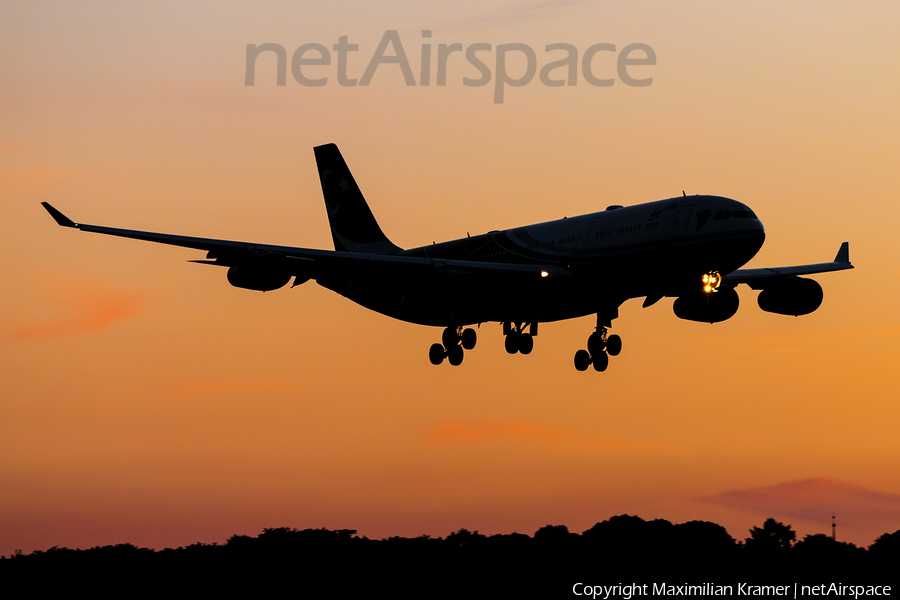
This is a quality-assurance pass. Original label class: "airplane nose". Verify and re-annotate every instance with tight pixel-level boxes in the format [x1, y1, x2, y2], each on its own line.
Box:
[738, 203, 765, 231]
[746, 209, 766, 250]
[749, 213, 765, 233]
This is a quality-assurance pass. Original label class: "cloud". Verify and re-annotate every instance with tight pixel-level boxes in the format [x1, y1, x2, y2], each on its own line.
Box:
[10, 288, 142, 341]
[167, 379, 295, 398]
[424, 419, 623, 452]
[696, 478, 900, 531]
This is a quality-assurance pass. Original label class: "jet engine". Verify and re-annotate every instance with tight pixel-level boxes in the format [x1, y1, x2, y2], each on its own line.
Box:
[757, 277, 823, 316]
[227, 252, 293, 292]
[673, 286, 740, 323]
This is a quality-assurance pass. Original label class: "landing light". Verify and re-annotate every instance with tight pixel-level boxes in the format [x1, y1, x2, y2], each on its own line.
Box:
[541, 270, 549, 278]
[702, 271, 722, 294]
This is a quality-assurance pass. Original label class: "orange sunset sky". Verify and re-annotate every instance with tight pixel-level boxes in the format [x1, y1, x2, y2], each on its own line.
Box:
[2, 1, 899, 554]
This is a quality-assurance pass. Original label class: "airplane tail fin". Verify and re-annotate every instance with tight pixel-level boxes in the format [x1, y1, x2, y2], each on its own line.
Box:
[313, 144, 402, 254]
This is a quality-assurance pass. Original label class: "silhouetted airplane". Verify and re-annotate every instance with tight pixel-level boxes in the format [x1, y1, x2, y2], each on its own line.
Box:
[42, 144, 853, 371]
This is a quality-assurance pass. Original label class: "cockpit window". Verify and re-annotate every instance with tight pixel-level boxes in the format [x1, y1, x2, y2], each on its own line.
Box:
[714, 208, 758, 221]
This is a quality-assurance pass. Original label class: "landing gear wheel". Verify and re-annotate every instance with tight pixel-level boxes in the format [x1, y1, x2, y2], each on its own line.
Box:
[592, 351, 609, 372]
[518, 334, 533, 355]
[442, 326, 460, 349]
[574, 349, 591, 371]
[461, 328, 477, 350]
[447, 344, 464, 366]
[429, 343, 445, 365]
[606, 334, 622, 356]
[504, 334, 519, 355]
[587, 333, 605, 357]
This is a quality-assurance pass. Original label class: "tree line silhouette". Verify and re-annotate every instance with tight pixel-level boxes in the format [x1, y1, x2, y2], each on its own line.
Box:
[2, 515, 898, 596]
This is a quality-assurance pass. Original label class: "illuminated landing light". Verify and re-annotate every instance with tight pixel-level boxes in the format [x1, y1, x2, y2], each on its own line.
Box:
[541, 270, 549, 278]
[702, 271, 722, 294]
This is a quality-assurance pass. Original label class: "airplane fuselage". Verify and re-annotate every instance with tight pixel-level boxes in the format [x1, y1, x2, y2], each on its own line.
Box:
[319, 195, 766, 327]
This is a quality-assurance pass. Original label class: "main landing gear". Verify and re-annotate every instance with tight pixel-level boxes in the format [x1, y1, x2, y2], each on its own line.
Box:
[503, 321, 537, 355]
[574, 310, 622, 372]
[429, 326, 477, 366]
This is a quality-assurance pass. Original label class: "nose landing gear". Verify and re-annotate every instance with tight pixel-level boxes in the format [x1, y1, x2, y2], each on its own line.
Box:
[429, 326, 478, 366]
[574, 328, 621, 372]
[574, 308, 623, 372]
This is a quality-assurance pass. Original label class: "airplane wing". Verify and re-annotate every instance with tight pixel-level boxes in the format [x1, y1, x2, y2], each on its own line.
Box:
[724, 242, 853, 289]
[40, 202, 572, 282]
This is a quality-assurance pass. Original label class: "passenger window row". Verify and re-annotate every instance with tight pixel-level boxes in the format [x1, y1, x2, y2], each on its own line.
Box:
[593, 222, 648, 239]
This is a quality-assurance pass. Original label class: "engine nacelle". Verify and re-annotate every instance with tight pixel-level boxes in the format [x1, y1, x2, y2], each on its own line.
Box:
[757, 277, 823, 316]
[673, 286, 740, 323]
[227, 253, 292, 292]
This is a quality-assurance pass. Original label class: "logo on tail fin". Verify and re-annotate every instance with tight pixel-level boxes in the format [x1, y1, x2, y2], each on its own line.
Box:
[319, 170, 342, 210]
[314, 144, 402, 255]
